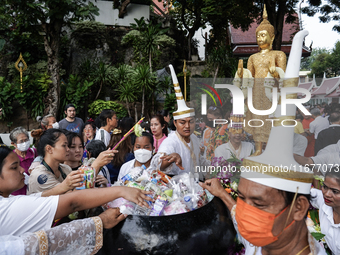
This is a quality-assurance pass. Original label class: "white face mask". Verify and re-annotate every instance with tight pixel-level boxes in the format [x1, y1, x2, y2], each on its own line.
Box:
[17, 141, 30, 152]
[134, 149, 152, 163]
[52, 122, 59, 129]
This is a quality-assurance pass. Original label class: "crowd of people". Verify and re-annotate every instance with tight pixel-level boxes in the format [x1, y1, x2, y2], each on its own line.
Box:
[1, 97, 340, 254]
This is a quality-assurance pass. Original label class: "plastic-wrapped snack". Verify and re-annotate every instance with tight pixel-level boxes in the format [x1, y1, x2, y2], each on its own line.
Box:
[163, 200, 189, 215]
[157, 170, 172, 184]
[107, 197, 133, 209]
[134, 205, 151, 216]
[120, 204, 135, 215]
[126, 181, 145, 190]
[150, 196, 168, 216]
[145, 181, 162, 195]
[205, 190, 214, 202]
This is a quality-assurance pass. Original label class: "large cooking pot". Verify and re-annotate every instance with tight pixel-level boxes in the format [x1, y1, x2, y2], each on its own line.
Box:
[97, 197, 236, 255]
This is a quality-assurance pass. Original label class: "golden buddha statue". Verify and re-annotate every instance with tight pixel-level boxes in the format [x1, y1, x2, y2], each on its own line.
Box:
[235, 5, 286, 155]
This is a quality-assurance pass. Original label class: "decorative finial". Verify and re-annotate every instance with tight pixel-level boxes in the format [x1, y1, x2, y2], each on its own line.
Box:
[263, 4, 268, 20]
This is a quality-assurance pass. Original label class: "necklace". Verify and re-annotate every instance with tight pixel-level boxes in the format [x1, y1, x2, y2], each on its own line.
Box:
[296, 245, 309, 255]
[42, 160, 67, 180]
[227, 141, 242, 159]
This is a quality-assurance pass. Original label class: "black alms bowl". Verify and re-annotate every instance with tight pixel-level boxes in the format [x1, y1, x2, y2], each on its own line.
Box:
[98, 197, 236, 255]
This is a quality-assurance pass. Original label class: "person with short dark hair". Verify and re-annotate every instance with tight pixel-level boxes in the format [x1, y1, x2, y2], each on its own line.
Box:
[58, 104, 84, 134]
[315, 112, 340, 154]
[63, 131, 84, 171]
[86, 140, 111, 187]
[94, 109, 118, 147]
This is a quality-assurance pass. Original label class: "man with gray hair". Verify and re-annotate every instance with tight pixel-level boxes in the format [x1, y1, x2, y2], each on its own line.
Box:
[308, 107, 329, 140]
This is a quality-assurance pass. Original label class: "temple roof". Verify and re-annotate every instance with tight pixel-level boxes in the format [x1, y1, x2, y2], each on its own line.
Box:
[312, 77, 340, 95]
[230, 14, 311, 57]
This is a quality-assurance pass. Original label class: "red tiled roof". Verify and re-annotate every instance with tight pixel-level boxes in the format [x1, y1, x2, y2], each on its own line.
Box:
[325, 88, 340, 98]
[298, 82, 313, 91]
[152, 0, 168, 15]
[312, 77, 340, 95]
[297, 82, 314, 97]
[230, 15, 299, 45]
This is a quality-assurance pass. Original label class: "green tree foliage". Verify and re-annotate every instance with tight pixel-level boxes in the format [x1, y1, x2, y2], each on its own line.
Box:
[206, 45, 237, 82]
[131, 64, 157, 118]
[301, 47, 330, 71]
[170, 0, 260, 59]
[122, 17, 175, 72]
[113, 64, 136, 118]
[302, 0, 340, 33]
[88, 100, 128, 119]
[59, 74, 94, 120]
[0, 77, 16, 120]
[1, 0, 99, 116]
[310, 42, 340, 77]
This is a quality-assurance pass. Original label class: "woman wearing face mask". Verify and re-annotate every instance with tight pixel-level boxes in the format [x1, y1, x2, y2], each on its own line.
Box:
[202, 106, 229, 161]
[28, 129, 114, 195]
[117, 132, 155, 181]
[310, 168, 340, 254]
[9, 127, 37, 195]
[150, 115, 168, 153]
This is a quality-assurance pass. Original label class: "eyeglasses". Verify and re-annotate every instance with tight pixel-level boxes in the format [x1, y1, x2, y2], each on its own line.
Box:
[209, 106, 217, 111]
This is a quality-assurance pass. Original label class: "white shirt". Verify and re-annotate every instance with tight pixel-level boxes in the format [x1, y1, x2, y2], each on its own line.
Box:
[118, 159, 136, 181]
[310, 188, 340, 255]
[214, 141, 254, 160]
[293, 133, 308, 156]
[311, 140, 340, 175]
[94, 129, 111, 147]
[0, 193, 59, 236]
[310, 116, 330, 139]
[0, 235, 24, 255]
[157, 132, 210, 178]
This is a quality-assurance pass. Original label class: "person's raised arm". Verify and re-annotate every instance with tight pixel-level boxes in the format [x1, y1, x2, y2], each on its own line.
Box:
[160, 153, 184, 171]
[200, 178, 236, 211]
[41, 170, 84, 197]
[91, 149, 117, 175]
[54, 186, 152, 220]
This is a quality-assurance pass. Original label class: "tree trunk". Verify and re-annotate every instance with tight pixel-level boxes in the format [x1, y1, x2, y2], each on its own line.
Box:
[142, 87, 145, 117]
[95, 81, 103, 101]
[134, 104, 138, 122]
[125, 98, 131, 117]
[213, 65, 219, 85]
[42, 22, 62, 117]
[149, 52, 152, 73]
[265, 0, 286, 51]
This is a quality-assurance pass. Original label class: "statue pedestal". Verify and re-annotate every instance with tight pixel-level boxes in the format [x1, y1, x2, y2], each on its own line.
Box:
[98, 197, 236, 255]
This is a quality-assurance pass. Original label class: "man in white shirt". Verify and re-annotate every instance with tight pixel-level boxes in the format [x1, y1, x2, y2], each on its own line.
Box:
[308, 108, 329, 139]
[94, 109, 118, 147]
[295, 140, 340, 176]
[214, 129, 254, 161]
[158, 65, 210, 179]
